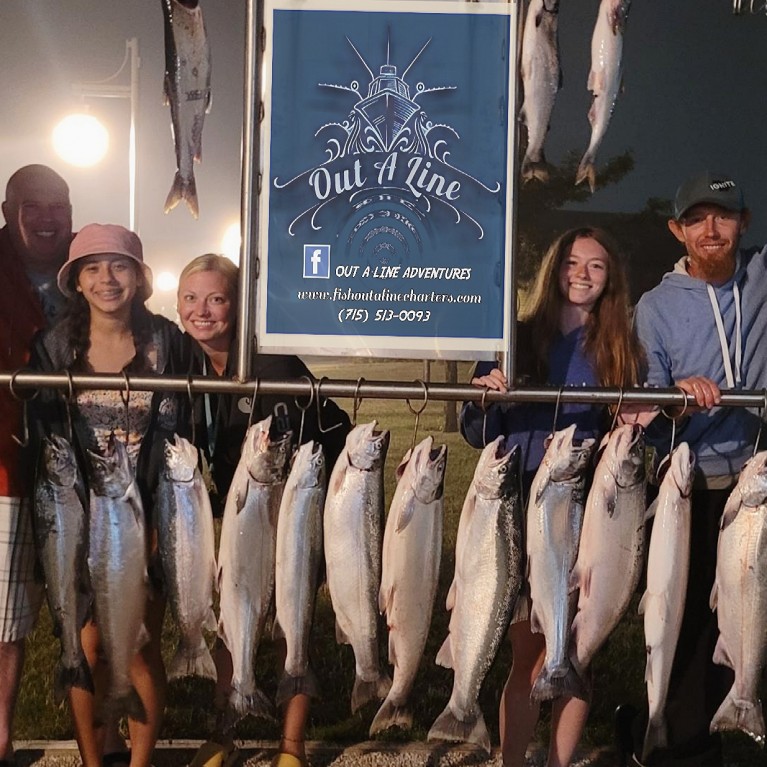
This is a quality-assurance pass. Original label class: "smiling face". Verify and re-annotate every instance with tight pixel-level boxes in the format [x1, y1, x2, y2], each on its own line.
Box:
[668, 203, 749, 285]
[75, 254, 141, 318]
[2, 166, 72, 274]
[177, 268, 235, 351]
[557, 236, 609, 313]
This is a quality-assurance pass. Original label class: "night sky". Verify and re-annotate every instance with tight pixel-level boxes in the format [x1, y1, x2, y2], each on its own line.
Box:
[1, 0, 765, 319]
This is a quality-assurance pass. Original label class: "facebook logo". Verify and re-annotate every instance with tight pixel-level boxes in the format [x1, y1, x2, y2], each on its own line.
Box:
[303, 244, 330, 279]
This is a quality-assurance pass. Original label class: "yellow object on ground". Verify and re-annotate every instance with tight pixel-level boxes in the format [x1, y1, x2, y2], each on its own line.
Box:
[187, 741, 240, 767]
[270, 753, 307, 767]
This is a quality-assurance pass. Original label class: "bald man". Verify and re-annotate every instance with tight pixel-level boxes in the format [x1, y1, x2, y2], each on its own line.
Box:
[0, 164, 72, 764]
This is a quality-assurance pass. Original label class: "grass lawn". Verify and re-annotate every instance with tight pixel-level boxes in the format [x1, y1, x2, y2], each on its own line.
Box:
[15, 359, 765, 765]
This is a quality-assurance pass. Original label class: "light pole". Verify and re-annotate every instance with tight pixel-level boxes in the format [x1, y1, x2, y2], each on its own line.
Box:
[64, 38, 140, 232]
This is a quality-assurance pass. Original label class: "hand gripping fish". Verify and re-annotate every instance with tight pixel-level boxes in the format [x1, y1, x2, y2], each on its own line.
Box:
[161, 0, 211, 218]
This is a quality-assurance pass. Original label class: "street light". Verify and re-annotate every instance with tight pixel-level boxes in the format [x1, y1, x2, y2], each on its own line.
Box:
[54, 38, 140, 231]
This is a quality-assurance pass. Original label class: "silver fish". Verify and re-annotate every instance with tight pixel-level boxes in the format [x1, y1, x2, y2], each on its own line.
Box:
[428, 437, 522, 754]
[218, 416, 290, 722]
[274, 440, 325, 706]
[87, 434, 148, 722]
[161, 0, 211, 219]
[576, 0, 631, 192]
[324, 421, 392, 714]
[570, 424, 646, 675]
[156, 434, 217, 681]
[519, 0, 561, 184]
[709, 450, 767, 744]
[371, 436, 448, 736]
[640, 442, 694, 761]
[527, 424, 594, 702]
[33, 434, 92, 703]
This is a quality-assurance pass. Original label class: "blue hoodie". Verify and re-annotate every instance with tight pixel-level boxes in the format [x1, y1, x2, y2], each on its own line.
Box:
[634, 246, 767, 485]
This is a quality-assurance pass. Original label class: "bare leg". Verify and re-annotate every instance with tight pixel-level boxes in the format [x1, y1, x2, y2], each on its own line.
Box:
[126, 595, 166, 767]
[274, 639, 309, 764]
[68, 621, 107, 767]
[546, 695, 590, 767]
[0, 640, 24, 761]
[212, 639, 234, 746]
[499, 621, 546, 767]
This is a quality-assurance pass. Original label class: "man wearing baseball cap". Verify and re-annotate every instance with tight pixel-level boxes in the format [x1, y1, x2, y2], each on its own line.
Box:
[619, 172, 767, 766]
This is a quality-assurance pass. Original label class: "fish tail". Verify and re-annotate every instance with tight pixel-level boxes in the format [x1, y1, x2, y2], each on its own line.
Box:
[228, 685, 276, 723]
[54, 655, 94, 704]
[642, 716, 667, 761]
[531, 664, 590, 703]
[167, 636, 217, 681]
[164, 172, 199, 219]
[369, 695, 413, 736]
[575, 154, 597, 192]
[105, 686, 147, 724]
[521, 157, 551, 184]
[350, 672, 392, 714]
[275, 668, 320, 708]
[427, 704, 491, 755]
[710, 691, 765, 742]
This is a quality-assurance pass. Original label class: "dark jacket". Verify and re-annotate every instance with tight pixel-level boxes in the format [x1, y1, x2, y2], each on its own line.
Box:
[26, 313, 192, 518]
[180, 334, 351, 515]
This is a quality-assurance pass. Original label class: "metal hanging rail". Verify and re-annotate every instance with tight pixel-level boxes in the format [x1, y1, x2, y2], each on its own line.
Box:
[2, 371, 767, 410]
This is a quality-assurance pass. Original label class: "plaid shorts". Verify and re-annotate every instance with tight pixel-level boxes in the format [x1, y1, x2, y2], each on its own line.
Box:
[0, 497, 44, 642]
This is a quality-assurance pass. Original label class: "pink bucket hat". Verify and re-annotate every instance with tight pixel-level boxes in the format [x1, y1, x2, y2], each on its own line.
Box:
[57, 223, 153, 299]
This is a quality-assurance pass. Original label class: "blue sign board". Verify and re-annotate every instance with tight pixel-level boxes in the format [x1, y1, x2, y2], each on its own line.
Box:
[258, 0, 516, 359]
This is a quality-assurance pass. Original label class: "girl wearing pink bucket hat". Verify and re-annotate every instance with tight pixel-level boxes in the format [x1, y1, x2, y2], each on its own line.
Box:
[27, 223, 191, 767]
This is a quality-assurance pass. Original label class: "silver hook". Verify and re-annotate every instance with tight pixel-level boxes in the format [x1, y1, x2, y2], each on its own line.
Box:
[479, 386, 490, 448]
[9, 369, 37, 448]
[246, 378, 261, 429]
[316, 377, 344, 435]
[551, 385, 564, 435]
[657, 386, 689, 481]
[405, 379, 429, 451]
[186, 375, 196, 446]
[293, 376, 315, 446]
[352, 377, 365, 427]
[119, 370, 131, 443]
[753, 388, 767, 458]
[609, 387, 625, 434]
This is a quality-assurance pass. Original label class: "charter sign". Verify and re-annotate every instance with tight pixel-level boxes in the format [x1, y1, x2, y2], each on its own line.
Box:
[258, 0, 516, 358]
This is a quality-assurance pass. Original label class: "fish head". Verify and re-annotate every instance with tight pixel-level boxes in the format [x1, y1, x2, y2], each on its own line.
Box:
[346, 420, 390, 471]
[736, 450, 767, 508]
[163, 434, 198, 483]
[88, 433, 134, 498]
[243, 416, 291, 485]
[41, 434, 79, 488]
[290, 440, 325, 489]
[542, 425, 593, 482]
[608, 423, 646, 488]
[410, 436, 448, 504]
[475, 436, 520, 500]
[665, 442, 695, 498]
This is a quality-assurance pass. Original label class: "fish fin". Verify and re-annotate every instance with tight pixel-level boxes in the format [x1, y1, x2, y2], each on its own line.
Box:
[168, 635, 217, 681]
[712, 635, 734, 669]
[637, 590, 648, 615]
[643, 717, 668, 761]
[387, 630, 397, 666]
[531, 663, 589, 703]
[529, 605, 543, 635]
[276, 668, 320, 707]
[134, 623, 150, 653]
[395, 502, 415, 533]
[720, 492, 741, 530]
[334, 620, 350, 645]
[435, 635, 453, 669]
[104, 686, 146, 724]
[445, 579, 457, 612]
[571, 564, 590, 597]
[395, 449, 412, 481]
[575, 157, 597, 193]
[378, 582, 394, 615]
[427, 704, 491, 755]
[370, 696, 413, 736]
[351, 672, 392, 714]
[710, 691, 766, 742]
[521, 157, 551, 185]
[164, 171, 199, 219]
[54, 655, 94, 705]
[272, 616, 285, 640]
[709, 580, 718, 612]
[228, 683, 276, 722]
